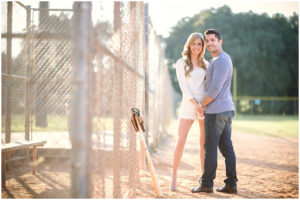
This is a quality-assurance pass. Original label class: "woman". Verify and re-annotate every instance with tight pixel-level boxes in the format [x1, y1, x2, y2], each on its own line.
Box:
[170, 32, 208, 191]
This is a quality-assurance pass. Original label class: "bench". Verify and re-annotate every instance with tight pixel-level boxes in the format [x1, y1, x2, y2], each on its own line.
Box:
[1, 140, 47, 188]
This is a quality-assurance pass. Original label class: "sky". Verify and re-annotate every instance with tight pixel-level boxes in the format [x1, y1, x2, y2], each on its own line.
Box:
[18, 0, 299, 38]
[3, 0, 299, 57]
[148, 0, 299, 37]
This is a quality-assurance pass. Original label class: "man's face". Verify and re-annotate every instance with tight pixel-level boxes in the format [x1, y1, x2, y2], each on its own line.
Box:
[205, 34, 222, 53]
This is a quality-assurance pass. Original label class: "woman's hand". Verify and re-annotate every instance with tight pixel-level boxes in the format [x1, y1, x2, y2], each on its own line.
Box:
[195, 105, 205, 117]
[190, 98, 205, 117]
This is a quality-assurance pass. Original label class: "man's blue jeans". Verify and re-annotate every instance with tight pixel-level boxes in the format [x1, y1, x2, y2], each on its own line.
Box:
[200, 111, 237, 188]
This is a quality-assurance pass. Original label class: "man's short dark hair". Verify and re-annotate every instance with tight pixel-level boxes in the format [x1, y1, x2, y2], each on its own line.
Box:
[204, 29, 222, 40]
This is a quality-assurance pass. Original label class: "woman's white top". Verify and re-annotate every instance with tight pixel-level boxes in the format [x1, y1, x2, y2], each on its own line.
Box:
[176, 58, 207, 120]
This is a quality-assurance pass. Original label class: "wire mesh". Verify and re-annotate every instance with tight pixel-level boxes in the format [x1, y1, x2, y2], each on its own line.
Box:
[2, 1, 174, 198]
[91, 2, 144, 198]
[30, 9, 73, 151]
[236, 98, 299, 115]
[1, 2, 7, 34]
[11, 2, 27, 34]
[2, 2, 29, 143]
[2, 2, 298, 198]
[89, 1, 174, 198]
[1, 3, 74, 185]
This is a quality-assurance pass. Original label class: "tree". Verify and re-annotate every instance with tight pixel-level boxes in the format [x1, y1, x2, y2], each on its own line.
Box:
[164, 5, 298, 99]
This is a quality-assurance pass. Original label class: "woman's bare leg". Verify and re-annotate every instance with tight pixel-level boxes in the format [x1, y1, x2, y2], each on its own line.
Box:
[198, 119, 205, 174]
[171, 119, 194, 189]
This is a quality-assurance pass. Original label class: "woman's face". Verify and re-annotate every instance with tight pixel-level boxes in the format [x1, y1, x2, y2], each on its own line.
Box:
[190, 38, 203, 56]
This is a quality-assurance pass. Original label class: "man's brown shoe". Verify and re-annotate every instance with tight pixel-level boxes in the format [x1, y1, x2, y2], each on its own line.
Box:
[216, 185, 237, 194]
[191, 185, 213, 193]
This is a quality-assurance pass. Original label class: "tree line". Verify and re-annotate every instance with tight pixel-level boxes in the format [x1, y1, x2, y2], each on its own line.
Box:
[164, 5, 298, 99]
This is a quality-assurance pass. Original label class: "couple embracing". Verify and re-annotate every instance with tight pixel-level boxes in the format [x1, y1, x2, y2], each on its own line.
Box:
[170, 29, 238, 194]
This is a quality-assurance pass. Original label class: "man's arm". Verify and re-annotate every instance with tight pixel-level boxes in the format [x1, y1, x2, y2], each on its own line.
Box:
[200, 96, 214, 107]
[196, 96, 213, 116]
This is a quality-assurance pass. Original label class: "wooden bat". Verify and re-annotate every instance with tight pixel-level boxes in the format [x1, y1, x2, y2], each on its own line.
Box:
[131, 108, 163, 197]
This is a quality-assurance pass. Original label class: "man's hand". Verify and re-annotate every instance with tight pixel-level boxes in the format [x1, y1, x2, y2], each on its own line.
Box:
[195, 105, 205, 117]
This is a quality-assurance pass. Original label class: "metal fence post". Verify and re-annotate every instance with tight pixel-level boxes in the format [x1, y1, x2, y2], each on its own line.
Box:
[233, 67, 237, 115]
[5, 2, 12, 143]
[70, 2, 92, 198]
[128, 3, 138, 197]
[144, 3, 149, 146]
[113, 2, 122, 198]
[35, 2, 49, 128]
[25, 5, 32, 141]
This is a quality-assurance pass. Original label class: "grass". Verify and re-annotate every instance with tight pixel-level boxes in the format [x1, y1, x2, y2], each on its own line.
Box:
[2, 115, 69, 132]
[2, 114, 298, 139]
[1, 115, 115, 133]
[232, 115, 298, 138]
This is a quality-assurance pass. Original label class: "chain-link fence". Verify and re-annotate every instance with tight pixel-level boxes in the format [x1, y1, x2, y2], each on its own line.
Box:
[1, 2, 73, 153]
[88, 3, 145, 196]
[85, 2, 173, 198]
[2, 1, 174, 198]
[30, 6, 73, 154]
[2, 2, 29, 144]
[234, 97, 298, 115]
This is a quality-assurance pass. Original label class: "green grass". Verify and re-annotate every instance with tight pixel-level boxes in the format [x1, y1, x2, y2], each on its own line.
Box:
[1, 115, 114, 132]
[3, 114, 298, 139]
[232, 115, 298, 138]
[2, 115, 69, 132]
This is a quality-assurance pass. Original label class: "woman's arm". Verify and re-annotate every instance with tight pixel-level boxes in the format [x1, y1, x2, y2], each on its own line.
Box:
[176, 59, 204, 116]
[176, 59, 195, 101]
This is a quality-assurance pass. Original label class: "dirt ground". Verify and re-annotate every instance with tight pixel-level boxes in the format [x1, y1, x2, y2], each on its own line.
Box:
[2, 122, 298, 198]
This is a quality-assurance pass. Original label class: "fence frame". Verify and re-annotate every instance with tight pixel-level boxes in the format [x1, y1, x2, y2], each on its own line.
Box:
[70, 2, 92, 198]
[2, 1, 173, 198]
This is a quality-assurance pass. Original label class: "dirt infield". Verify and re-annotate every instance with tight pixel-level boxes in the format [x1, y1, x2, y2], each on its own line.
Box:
[144, 124, 298, 198]
[2, 122, 298, 198]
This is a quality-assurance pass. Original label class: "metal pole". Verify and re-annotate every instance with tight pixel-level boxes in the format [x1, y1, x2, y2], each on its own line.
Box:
[35, 2, 49, 128]
[5, 2, 12, 143]
[271, 100, 273, 115]
[70, 2, 92, 198]
[86, 11, 94, 198]
[38, 2, 49, 25]
[128, 2, 138, 197]
[144, 3, 149, 146]
[113, 2, 122, 198]
[25, 6, 31, 141]
[39, 3, 48, 124]
[233, 67, 237, 115]
[155, 49, 163, 145]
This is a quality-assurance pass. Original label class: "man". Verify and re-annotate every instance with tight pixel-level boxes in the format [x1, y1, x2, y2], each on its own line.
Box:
[191, 29, 238, 194]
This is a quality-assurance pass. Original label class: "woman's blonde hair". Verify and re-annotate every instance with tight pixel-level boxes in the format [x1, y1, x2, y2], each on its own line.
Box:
[182, 32, 206, 77]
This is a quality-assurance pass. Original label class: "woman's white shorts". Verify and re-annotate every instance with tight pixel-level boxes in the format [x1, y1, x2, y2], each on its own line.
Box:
[178, 100, 205, 120]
